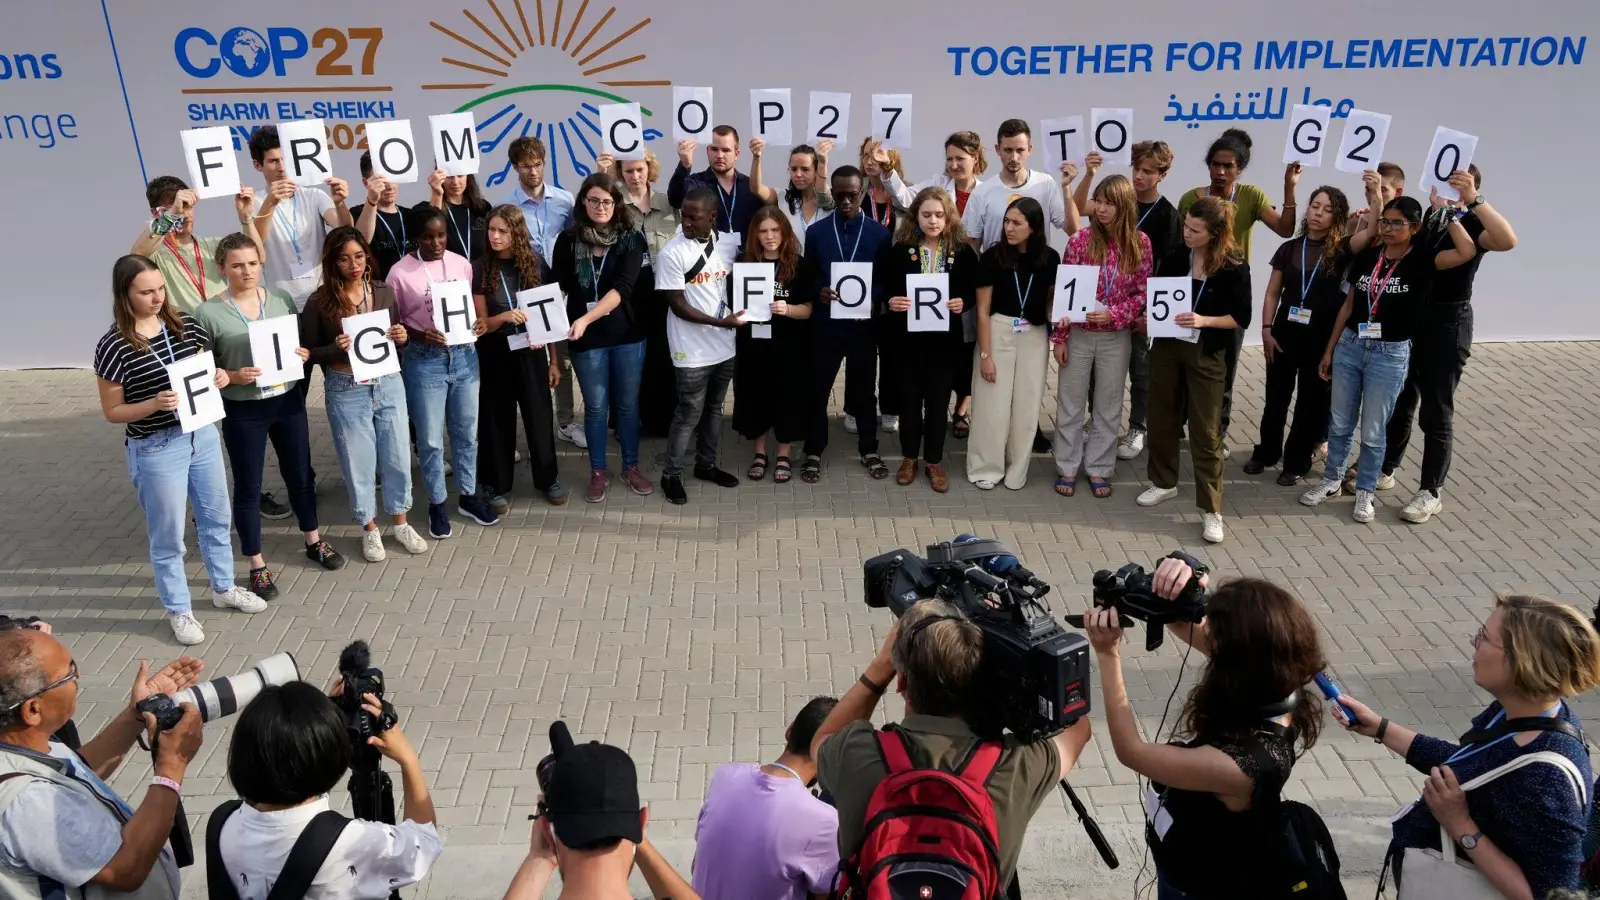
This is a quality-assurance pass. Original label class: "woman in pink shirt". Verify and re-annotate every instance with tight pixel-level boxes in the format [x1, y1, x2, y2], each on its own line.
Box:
[1051, 175, 1152, 499]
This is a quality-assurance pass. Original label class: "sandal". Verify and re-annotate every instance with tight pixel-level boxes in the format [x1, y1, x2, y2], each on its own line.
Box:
[748, 452, 769, 481]
[773, 456, 793, 484]
[1090, 477, 1113, 499]
[800, 455, 822, 484]
[863, 454, 889, 480]
[1053, 477, 1076, 497]
[952, 413, 971, 439]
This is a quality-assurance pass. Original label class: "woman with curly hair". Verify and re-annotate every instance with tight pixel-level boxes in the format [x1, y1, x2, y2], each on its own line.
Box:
[474, 204, 565, 512]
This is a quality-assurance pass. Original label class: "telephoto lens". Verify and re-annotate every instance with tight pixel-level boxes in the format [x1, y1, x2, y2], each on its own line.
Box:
[172, 652, 301, 722]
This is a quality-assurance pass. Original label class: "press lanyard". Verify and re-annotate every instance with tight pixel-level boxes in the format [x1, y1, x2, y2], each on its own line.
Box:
[163, 236, 206, 297]
[417, 251, 445, 288]
[766, 762, 804, 782]
[274, 196, 303, 265]
[1299, 238, 1321, 303]
[354, 281, 372, 314]
[154, 326, 178, 365]
[377, 211, 406, 253]
[498, 267, 517, 312]
[223, 287, 267, 325]
[716, 179, 737, 231]
[447, 206, 472, 259]
[528, 195, 551, 254]
[1013, 269, 1035, 313]
[867, 190, 893, 227]
[832, 216, 864, 262]
[1444, 705, 1563, 766]
[1136, 202, 1156, 231]
[798, 197, 822, 232]
[1367, 247, 1409, 316]
[590, 247, 610, 306]
[1190, 254, 1209, 306]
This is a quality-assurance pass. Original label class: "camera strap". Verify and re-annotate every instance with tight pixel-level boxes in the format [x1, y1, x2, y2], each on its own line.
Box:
[1459, 715, 1583, 747]
[206, 799, 352, 900]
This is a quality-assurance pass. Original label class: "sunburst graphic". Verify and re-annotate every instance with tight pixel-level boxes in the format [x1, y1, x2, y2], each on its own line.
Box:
[421, 0, 670, 191]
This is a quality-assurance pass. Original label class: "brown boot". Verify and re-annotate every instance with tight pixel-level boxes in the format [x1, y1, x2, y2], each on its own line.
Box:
[926, 463, 949, 493]
[896, 458, 918, 485]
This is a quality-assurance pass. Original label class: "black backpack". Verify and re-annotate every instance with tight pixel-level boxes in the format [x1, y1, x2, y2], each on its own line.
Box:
[1243, 742, 1349, 900]
[206, 799, 353, 900]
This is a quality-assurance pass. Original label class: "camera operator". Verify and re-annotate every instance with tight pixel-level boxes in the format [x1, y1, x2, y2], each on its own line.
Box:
[809, 600, 1093, 894]
[1081, 558, 1329, 899]
[501, 741, 701, 900]
[0, 627, 205, 899]
[212, 681, 442, 900]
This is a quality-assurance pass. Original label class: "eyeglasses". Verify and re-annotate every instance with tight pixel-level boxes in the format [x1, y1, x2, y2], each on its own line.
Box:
[1376, 218, 1412, 230]
[1472, 624, 1502, 649]
[585, 197, 615, 209]
[7, 660, 77, 711]
[514, 162, 543, 174]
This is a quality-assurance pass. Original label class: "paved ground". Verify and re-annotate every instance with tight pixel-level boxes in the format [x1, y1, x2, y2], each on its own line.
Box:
[4, 341, 1599, 898]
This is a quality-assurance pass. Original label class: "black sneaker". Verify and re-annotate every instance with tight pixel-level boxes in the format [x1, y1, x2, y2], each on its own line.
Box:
[1277, 470, 1305, 487]
[248, 566, 279, 601]
[427, 502, 453, 539]
[693, 465, 739, 488]
[259, 492, 292, 520]
[661, 474, 688, 505]
[459, 493, 501, 526]
[305, 539, 346, 570]
[1243, 458, 1266, 475]
[1032, 428, 1052, 454]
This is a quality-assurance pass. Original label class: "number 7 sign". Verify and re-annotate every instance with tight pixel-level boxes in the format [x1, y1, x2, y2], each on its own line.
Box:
[1052, 265, 1102, 323]
[1146, 277, 1197, 342]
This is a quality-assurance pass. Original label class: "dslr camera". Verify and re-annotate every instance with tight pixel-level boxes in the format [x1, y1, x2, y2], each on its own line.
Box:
[136, 652, 301, 730]
[1063, 551, 1210, 651]
[862, 535, 1091, 741]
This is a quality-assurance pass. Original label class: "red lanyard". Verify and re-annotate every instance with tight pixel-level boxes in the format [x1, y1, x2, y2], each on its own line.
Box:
[164, 236, 206, 296]
[1366, 247, 1409, 316]
[867, 189, 893, 227]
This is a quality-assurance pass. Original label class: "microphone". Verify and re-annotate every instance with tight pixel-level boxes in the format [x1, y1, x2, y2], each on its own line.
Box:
[548, 720, 575, 757]
[956, 534, 1047, 593]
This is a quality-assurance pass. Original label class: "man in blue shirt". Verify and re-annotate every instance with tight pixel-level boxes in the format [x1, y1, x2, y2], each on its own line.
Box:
[505, 135, 584, 447]
[800, 166, 892, 484]
[667, 125, 762, 245]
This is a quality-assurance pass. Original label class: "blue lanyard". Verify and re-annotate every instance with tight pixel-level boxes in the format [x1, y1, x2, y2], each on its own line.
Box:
[1136, 202, 1156, 231]
[591, 247, 610, 305]
[1445, 705, 1563, 766]
[223, 287, 266, 326]
[274, 196, 302, 264]
[716, 180, 737, 231]
[155, 325, 177, 365]
[1299, 238, 1321, 303]
[447, 206, 471, 259]
[498, 268, 517, 310]
[1193, 272, 1209, 306]
[1013, 270, 1035, 309]
[377, 210, 406, 252]
[831, 216, 863, 263]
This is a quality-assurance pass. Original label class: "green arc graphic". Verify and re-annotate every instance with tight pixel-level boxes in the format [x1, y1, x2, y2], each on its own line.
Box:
[453, 84, 656, 116]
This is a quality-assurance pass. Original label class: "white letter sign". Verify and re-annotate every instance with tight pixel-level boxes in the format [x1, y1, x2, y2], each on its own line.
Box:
[871, 94, 913, 151]
[343, 310, 401, 381]
[362, 119, 418, 184]
[1052, 265, 1103, 324]
[430, 280, 478, 345]
[510, 284, 569, 349]
[1282, 104, 1331, 167]
[733, 262, 774, 321]
[750, 89, 793, 146]
[907, 274, 949, 333]
[247, 317, 304, 387]
[808, 91, 850, 146]
[429, 112, 479, 176]
[1335, 109, 1391, 175]
[1146, 277, 1196, 342]
[1041, 116, 1085, 174]
[831, 262, 873, 321]
[672, 86, 712, 143]
[1090, 108, 1133, 165]
[276, 119, 332, 186]
[166, 351, 225, 432]
[180, 127, 241, 199]
[599, 102, 645, 161]
[1420, 126, 1478, 202]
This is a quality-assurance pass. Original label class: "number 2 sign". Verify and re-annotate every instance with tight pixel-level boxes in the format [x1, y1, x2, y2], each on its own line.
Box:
[1146, 277, 1197, 342]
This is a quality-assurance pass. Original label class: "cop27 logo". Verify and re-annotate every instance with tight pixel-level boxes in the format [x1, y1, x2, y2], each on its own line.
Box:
[175, 27, 383, 79]
[420, 0, 669, 190]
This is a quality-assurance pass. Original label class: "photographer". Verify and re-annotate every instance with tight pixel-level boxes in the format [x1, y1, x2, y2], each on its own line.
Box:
[810, 600, 1093, 894]
[501, 741, 701, 900]
[0, 627, 205, 898]
[1081, 558, 1329, 899]
[212, 681, 441, 900]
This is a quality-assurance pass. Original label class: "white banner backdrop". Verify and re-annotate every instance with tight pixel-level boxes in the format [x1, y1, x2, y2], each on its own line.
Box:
[3, 0, 1594, 367]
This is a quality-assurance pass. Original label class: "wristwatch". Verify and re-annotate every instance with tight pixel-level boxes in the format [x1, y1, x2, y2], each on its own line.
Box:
[979, 350, 990, 361]
[1466, 195, 1485, 210]
[1459, 830, 1483, 851]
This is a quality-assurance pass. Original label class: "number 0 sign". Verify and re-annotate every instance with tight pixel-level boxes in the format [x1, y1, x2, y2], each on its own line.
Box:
[1146, 277, 1197, 342]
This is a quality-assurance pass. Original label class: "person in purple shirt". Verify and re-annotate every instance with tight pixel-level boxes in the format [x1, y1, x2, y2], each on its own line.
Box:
[692, 697, 840, 900]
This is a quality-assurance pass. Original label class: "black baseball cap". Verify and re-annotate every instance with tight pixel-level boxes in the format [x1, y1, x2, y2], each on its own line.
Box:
[544, 742, 643, 848]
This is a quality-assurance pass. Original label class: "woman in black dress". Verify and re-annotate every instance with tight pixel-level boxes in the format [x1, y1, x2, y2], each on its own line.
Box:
[734, 206, 815, 484]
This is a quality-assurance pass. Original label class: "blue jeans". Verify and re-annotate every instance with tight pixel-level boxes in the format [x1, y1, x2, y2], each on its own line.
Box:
[401, 343, 480, 503]
[124, 424, 235, 614]
[571, 339, 646, 471]
[324, 369, 412, 525]
[1323, 329, 1412, 492]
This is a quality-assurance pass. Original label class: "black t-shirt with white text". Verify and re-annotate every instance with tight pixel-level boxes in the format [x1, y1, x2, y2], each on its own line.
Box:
[1344, 236, 1442, 344]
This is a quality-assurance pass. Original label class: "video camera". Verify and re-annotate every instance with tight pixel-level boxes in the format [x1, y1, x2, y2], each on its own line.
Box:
[335, 641, 400, 826]
[1062, 551, 1210, 651]
[862, 535, 1090, 742]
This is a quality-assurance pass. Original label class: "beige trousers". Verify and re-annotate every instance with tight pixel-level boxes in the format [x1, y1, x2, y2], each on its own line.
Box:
[966, 316, 1050, 488]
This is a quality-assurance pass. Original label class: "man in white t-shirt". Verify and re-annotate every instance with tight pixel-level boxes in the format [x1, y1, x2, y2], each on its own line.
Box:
[248, 125, 353, 312]
[962, 119, 1079, 251]
[654, 188, 747, 505]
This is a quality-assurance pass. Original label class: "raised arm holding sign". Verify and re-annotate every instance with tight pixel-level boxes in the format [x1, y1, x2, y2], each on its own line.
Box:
[599, 102, 646, 161]
[429, 112, 479, 176]
[181, 127, 242, 199]
[673, 87, 713, 143]
[1282, 104, 1332, 168]
[1041, 116, 1085, 174]
[1420, 126, 1479, 202]
[1335, 109, 1392, 175]
[871, 94, 913, 151]
[750, 90, 793, 146]
[276, 119, 333, 186]
[363, 119, 419, 183]
[1090, 108, 1133, 165]
[808, 91, 850, 147]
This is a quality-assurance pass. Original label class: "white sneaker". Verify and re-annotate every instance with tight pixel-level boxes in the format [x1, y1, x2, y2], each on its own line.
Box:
[1137, 486, 1179, 507]
[213, 585, 268, 613]
[362, 529, 386, 562]
[513, 449, 523, 463]
[973, 478, 996, 490]
[1201, 512, 1225, 543]
[1400, 489, 1443, 524]
[1376, 471, 1397, 491]
[391, 523, 429, 555]
[168, 612, 205, 645]
[558, 422, 588, 449]
[1117, 429, 1146, 460]
[1300, 478, 1343, 506]
[844, 414, 859, 434]
[880, 415, 899, 433]
[1353, 489, 1377, 524]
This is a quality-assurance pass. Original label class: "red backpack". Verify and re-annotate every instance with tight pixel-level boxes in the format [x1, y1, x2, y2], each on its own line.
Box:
[834, 728, 1004, 900]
